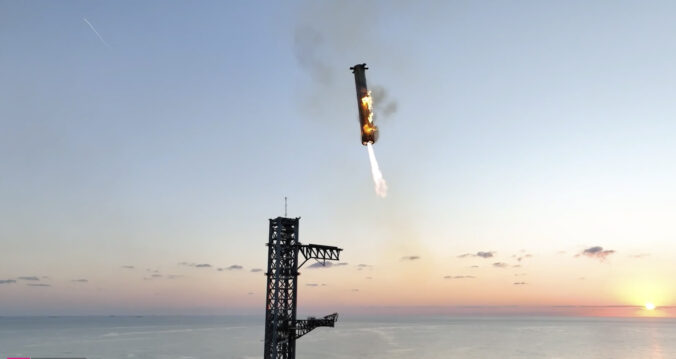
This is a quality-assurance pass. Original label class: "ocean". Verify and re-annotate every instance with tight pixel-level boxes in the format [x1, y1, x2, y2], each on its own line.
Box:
[1, 315, 674, 359]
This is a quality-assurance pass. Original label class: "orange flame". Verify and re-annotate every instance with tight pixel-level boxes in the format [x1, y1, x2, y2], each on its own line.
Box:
[361, 91, 374, 124]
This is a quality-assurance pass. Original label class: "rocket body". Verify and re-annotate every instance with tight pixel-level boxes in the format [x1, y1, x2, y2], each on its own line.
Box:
[350, 63, 378, 145]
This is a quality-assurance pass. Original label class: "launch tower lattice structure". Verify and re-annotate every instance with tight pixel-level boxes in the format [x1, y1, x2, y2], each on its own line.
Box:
[264, 217, 342, 359]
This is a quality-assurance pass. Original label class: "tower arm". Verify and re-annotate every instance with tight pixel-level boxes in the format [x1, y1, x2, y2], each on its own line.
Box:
[296, 313, 338, 339]
[297, 244, 342, 268]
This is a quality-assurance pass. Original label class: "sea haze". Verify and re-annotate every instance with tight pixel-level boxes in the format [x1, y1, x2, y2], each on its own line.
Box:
[0, 315, 674, 359]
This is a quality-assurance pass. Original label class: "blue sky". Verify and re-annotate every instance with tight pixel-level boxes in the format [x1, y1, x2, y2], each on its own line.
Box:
[1, 1, 675, 315]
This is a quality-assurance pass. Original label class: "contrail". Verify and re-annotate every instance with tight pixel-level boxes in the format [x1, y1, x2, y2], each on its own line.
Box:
[366, 143, 388, 198]
[83, 18, 111, 48]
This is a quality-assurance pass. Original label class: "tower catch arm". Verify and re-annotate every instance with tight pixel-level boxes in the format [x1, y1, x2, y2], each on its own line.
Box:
[298, 244, 342, 268]
[295, 313, 338, 339]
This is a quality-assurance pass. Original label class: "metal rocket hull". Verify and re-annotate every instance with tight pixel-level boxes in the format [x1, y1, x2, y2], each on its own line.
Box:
[351, 63, 378, 145]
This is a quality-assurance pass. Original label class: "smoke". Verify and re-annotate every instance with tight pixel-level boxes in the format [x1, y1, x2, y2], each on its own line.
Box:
[366, 143, 388, 198]
[292, 3, 398, 121]
[294, 28, 333, 86]
[370, 86, 398, 119]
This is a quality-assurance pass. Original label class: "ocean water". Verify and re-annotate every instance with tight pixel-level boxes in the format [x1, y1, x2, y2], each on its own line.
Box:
[0, 315, 674, 359]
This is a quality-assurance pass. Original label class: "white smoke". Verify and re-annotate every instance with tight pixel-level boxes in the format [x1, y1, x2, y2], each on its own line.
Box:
[366, 143, 388, 198]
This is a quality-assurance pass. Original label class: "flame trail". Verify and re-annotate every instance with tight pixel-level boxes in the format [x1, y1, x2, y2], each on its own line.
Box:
[366, 143, 387, 198]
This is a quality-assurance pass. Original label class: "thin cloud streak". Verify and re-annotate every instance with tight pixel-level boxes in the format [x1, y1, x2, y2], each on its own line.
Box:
[458, 251, 495, 259]
[444, 275, 476, 279]
[83, 18, 111, 48]
[401, 255, 420, 261]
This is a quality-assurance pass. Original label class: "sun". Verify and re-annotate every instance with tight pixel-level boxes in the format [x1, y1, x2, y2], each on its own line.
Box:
[645, 302, 656, 311]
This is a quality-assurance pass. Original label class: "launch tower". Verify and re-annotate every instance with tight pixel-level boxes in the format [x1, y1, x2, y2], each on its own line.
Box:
[263, 216, 342, 359]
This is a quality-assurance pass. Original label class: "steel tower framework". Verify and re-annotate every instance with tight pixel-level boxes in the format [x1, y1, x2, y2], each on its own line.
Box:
[264, 217, 342, 359]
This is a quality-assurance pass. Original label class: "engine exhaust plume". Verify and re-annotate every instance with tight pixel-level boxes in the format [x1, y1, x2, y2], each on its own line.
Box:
[366, 143, 387, 198]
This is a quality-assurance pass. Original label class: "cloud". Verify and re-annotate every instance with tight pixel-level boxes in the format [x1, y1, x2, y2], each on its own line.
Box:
[306, 283, 319, 287]
[629, 253, 650, 259]
[513, 282, 527, 285]
[458, 251, 495, 259]
[351, 289, 359, 292]
[443, 275, 476, 279]
[122, 265, 135, 269]
[167, 275, 182, 279]
[308, 261, 333, 268]
[18, 276, 39, 281]
[179, 262, 212, 268]
[28, 283, 50, 287]
[401, 255, 420, 261]
[306, 261, 347, 269]
[71, 279, 88, 283]
[250, 268, 263, 273]
[470, 265, 480, 268]
[513, 253, 533, 262]
[356, 264, 372, 271]
[151, 274, 162, 278]
[577, 246, 615, 261]
[226, 265, 243, 271]
[0, 279, 17, 284]
[492, 262, 508, 268]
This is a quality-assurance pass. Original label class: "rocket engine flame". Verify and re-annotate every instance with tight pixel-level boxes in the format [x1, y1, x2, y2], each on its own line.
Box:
[366, 143, 387, 198]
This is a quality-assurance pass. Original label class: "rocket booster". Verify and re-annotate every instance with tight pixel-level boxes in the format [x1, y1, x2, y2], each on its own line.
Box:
[350, 63, 378, 145]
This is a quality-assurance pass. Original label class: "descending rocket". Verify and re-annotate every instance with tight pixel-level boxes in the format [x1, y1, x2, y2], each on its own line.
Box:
[350, 63, 378, 145]
[350, 63, 388, 197]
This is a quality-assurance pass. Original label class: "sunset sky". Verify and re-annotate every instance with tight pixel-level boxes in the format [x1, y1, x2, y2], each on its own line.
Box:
[1, 1, 675, 316]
